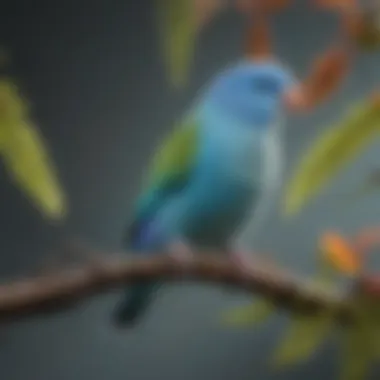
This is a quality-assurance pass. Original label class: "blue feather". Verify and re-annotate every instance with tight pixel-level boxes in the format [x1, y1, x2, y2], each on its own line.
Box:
[114, 60, 296, 327]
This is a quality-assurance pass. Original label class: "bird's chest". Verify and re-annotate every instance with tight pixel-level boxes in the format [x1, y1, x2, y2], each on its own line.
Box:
[199, 121, 283, 190]
[212, 126, 262, 181]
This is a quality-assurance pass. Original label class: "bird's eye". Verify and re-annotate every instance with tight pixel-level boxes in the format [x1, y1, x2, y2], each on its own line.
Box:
[254, 78, 280, 93]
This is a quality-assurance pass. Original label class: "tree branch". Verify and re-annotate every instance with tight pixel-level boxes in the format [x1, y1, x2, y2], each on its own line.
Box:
[0, 247, 357, 324]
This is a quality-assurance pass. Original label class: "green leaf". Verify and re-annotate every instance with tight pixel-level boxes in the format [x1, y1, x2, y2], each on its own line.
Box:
[354, 10, 380, 51]
[156, 0, 197, 88]
[372, 326, 380, 358]
[370, 304, 380, 358]
[272, 312, 334, 368]
[0, 79, 67, 221]
[338, 294, 380, 380]
[220, 299, 275, 327]
[337, 290, 380, 380]
[339, 323, 374, 380]
[282, 100, 380, 217]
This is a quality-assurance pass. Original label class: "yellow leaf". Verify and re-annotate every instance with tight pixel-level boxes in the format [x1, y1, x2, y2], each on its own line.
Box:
[340, 324, 375, 380]
[156, 0, 197, 88]
[0, 80, 67, 220]
[282, 100, 380, 217]
[221, 299, 275, 327]
[2, 122, 67, 220]
[338, 295, 380, 380]
[272, 312, 334, 368]
[0, 79, 29, 129]
[372, 327, 380, 358]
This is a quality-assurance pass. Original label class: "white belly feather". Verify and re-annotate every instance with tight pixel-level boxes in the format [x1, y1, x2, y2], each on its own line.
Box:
[262, 122, 283, 193]
[234, 120, 285, 249]
[213, 119, 284, 191]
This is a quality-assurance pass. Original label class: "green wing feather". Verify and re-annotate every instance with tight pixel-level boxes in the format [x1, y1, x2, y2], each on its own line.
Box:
[126, 115, 199, 243]
[146, 115, 199, 189]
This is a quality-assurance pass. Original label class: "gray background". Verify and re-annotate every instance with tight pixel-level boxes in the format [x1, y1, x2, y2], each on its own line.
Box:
[0, 0, 380, 379]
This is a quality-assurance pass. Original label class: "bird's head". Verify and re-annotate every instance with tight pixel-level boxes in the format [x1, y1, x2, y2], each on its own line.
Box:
[206, 60, 302, 126]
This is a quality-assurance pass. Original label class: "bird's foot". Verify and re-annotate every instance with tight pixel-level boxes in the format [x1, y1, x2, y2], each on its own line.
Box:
[229, 250, 278, 277]
[229, 250, 256, 277]
[167, 240, 194, 269]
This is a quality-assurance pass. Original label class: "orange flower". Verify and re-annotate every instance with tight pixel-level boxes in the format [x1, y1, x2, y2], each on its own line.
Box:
[314, 0, 357, 12]
[235, 0, 292, 13]
[319, 231, 361, 275]
[302, 47, 350, 110]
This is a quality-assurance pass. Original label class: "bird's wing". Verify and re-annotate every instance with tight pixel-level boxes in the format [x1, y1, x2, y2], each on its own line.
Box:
[125, 113, 200, 246]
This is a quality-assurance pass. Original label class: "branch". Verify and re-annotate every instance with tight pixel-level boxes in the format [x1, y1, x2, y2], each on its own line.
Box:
[0, 247, 357, 324]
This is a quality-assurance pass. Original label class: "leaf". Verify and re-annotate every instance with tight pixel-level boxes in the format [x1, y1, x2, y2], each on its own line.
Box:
[338, 294, 380, 380]
[354, 10, 380, 51]
[156, 0, 197, 88]
[314, 1, 380, 51]
[282, 99, 380, 217]
[340, 324, 374, 380]
[193, 0, 227, 32]
[235, 0, 292, 13]
[221, 299, 275, 327]
[0, 80, 67, 220]
[272, 312, 334, 368]
[362, 294, 380, 360]
[371, 323, 380, 359]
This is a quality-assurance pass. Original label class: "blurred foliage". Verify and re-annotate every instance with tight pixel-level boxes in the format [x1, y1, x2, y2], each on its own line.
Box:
[156, 0, 198, 88]
[353, 10, 380, 52]
[155, 0, 233, 88]
[283, 97, 380, 217]
[338, 292, 380, 380]
[0, 78, 67, 221]
[272, 310, 334, 368]
[221, 239, 380, 380]
[221, 298, 276, 327]
[155, 0, 293, 89]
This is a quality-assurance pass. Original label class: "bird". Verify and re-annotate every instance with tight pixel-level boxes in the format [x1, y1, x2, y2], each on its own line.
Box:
[112, 59, 302, 327]
[112, 3, 350, 327]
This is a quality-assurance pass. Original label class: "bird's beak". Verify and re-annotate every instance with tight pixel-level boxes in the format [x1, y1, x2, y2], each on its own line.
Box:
[283, 85, 309, 113]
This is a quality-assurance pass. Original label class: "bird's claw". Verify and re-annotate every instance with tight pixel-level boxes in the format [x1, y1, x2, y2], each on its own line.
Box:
[229, 250, 278, 277]
[168, 240, 194, 268]
[229, 250, 256, 277]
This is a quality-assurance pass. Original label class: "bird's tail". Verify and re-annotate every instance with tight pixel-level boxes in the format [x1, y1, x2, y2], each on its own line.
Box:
[113, 282, 158, 327]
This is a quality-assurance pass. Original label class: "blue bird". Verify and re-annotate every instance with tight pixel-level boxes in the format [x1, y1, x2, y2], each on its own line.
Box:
[113, 59, 300, 327]
[113, 7, 350, 326]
